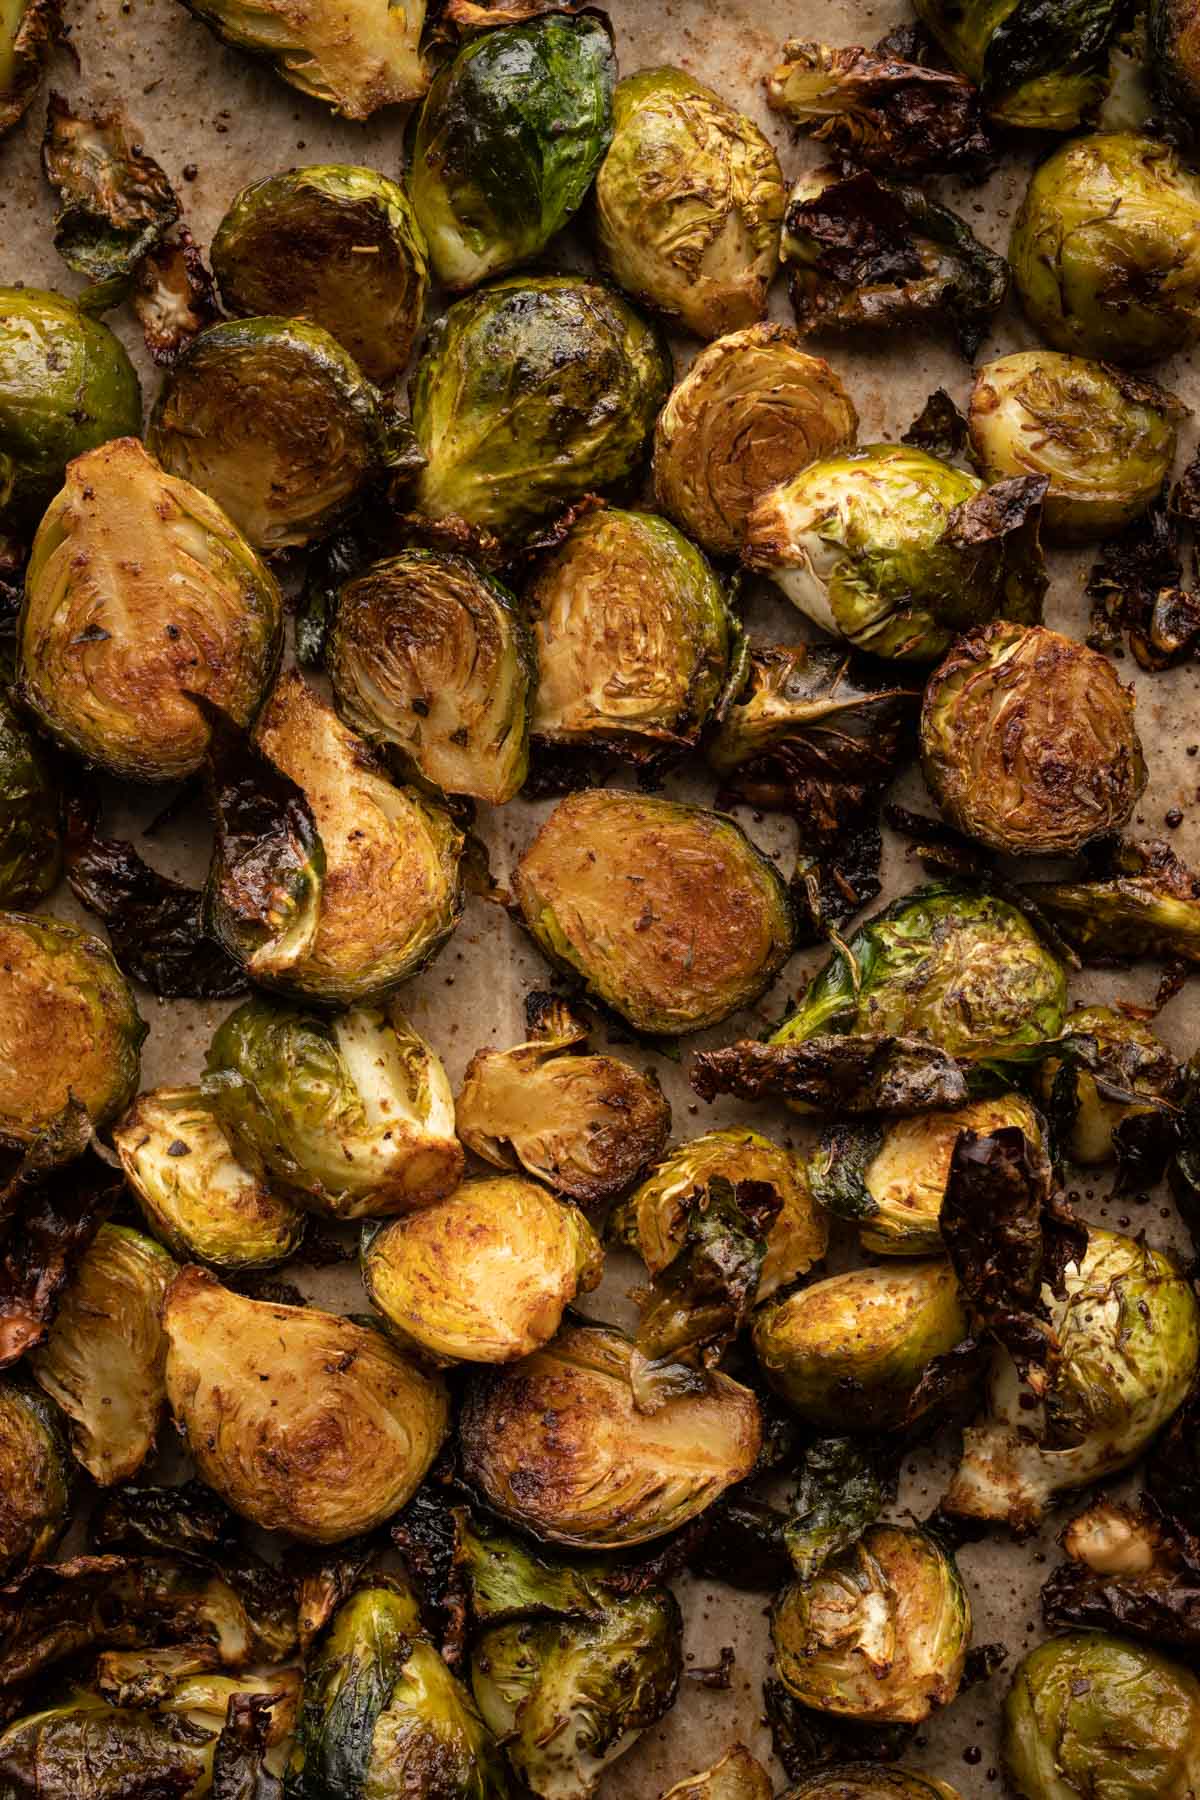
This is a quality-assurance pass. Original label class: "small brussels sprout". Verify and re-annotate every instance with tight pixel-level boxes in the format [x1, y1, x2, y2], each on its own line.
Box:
[163, 1266, 448, 1542]
[0, 1381, 71, 1577]
[785, 1773, 963, 1800]
[913, 0, 1127, 129]
[203, 996, 463, 1221]
[0, 688, 60, 907]
[659, 1746, 772, 1800]
[595, 67, 785, 340]
[211, 164, 429, 382]
[178, 0, 429, 118]
[0, 287, 141, 533]
[112, 1086, 306, 1271]
[1150, 0, 1200, 134]
[1010, 134, 1200, 366]
[130, 223, 219, 368]
[0, 912, 144, 1146]
[920, 621, 1146, 857]
[459, 1319, 761, 1548]
[1038, 1005, 1180, 1169]
[1003, 1632, 1200, 1800]
[968, 353, 1186, 543]
[0, 0, 59, 140]
[41, 93, 179, 288]
[329, 550, 533, 805]
[410, 276, 671, 542]
[514, 789, 793, 1035]
[409, 13, 614, 292]
[1040, 1495, 1200, 1648]
[19, 437, 283, 782]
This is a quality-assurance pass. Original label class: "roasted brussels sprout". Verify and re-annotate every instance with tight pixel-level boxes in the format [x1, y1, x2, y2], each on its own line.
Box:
[0, 1696, 215, 1798]
[1040, 1495, 1200, 1649]
[0, 0, 59, 139]
[203, 996, 463, 1220]
[178, 0, 429, 118]
[163, 1266, 448, 1542]
[785, 1774, 963, 1800]
[41, 93, 179, 290]
[0, 688, 59, 907]
[19, 437, 283, 782]
[329, 550, 533, 805]
[211, 164, 429, 382]
[410, 276, 671, 542]
[0, 1381, 71, 1577]
[920, 622, 1145, 857]
[913, 0, 1128, 129]
[113, 1086, 306, 1272]
[651, 324, 858, 558]
[409, 13, 614, 291]
[659, 1746, 772, 1800]
[0, 287, 141, 533]
[1150, 0, 1200, 135]
[1011, 134, 1200, 366]
[1038, 1005, 1180, 1170]
[514, 790, 793, 1035]
[1028, 836, 1200, 964]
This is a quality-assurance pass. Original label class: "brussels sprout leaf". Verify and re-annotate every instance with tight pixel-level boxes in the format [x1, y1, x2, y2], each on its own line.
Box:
[42, 92, 179, 289]
[763, 1676, 916, 1778]
[691, 1033, 969, 1114]
[130, 224, 220, 367]
[91, 1481, 242, 1559]
[295, 529, 371, 669]
[943, 474, 1049, 622]
[1045, 1026, 1181, 1193]
[1041, 1496, 1200, 1648]
[688, 1496, 793, 1592]
[0, 0, 61, 140]
[1027, 836, 1200, 964]
[212, 1691, 284, 1800]
[0, 1133, 114, 1366]
[902, 388, 974, 467]
[783, 1438, 891, 1585]
[1147, 1384, 1200, 1530]
[1085, 498, 1200, 670]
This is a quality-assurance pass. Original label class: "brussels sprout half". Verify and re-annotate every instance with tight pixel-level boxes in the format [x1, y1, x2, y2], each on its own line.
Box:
[0, 687, 60, 907]
[0, 0, 59, 140]
[785, 1773, 963, 1800]
[913, 0, 1128, 129]
[659, 1747, 772, 1800]
[0, 1380, 71, 1578]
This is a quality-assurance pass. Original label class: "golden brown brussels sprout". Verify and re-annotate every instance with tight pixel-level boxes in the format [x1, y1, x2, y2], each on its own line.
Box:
[163, 1266, 448, 1542]
[40, 94, 179, 290]
[18, 437, 283, 783]
[177, 0, 429, 118]
[785, 1773, 962, 1800]
[920, 622, 1145, 857]
[913, 0, 1127, 130]
[0, 0, 59, 140]
[514, 790, 793, 1036]
[0, 688, 60, 908]
[459, 1319, 761, 1548]
[0, 1381, 71, 1578]
[659, 1746, 772, 1800]
[595, 68, 785, 340]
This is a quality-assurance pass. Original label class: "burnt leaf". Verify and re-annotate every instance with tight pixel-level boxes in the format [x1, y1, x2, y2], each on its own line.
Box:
[943, 474, 1049, 622]
[131, 223, 220, 366]
[783, 1438, 892, 1584]
[691, 1034, 969, 1115]
[1041, 1497, 1200, 1649]
[687, 1495, 792, 1592]
[391, 1488, 469, 1665]
[1146, 1385, 1200, 1530]
[982, 0, 1137, 112]
[1027, 837, 1200, 965]
[295, 528, 371, 670]
[42, 92, 179, 287]
[212, 1692, 284, 1800]
[788, 784, 884, 945]
[0, 1148, 114, 1366]
[91, 1481, 241, 1559]
[286, 1537, 379, 1655]
[1085, 498, 1199, 669]
[764, 1676, 915, 1777]
[1046, 1028, 1181, 1193]
[899, 1335, 992, 1435]
[902, 388, 975, 466]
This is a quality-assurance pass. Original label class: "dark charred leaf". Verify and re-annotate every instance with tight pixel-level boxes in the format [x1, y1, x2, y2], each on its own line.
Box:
[981, 0, 1137, 113]
[1041, 1496, 1200, 1649]
[902, 388, 975, 466]
[783, 1438, 892, 1585]
[962, 1641, 1008, 1688]
[1027, 837, 1200, 965]
[899, 1335, 992, 1435]
[0, 0, 61, 140]
[1171, 442, 1200, 535]
[131, 224, 220, 366]
[1085, 498, 1197, 667]
[691, 1033, 969, 1114]
[211, 1692, 284, 1800]
[942, 474, 1049, 622]
[1046, 1028, 1181, 1193]
[285, 1538, 380, 1655]
[764, 1676, 915, 1777]
[688, 1495, 792, 1592]
[1146, 1384, 1200, 1529]
[788, 783, 884, 945]
[295, 528, 372, 670]
[1170, 1051, 1200, 1250]
[0, 1096, 94, 1221]
[42, 92, 179, 287]
[390, 1487, 469, 1664]
[884, 801, 993, 882]
[0, 1150, 114, 1367]
[685, 1645, 735, 1688]
[601, 1512, 715, 1597]
[91, 1481, 242, 1559]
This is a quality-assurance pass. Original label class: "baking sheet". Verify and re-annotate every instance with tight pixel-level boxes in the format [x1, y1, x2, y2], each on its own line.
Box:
[4, 0, 1200, 1793]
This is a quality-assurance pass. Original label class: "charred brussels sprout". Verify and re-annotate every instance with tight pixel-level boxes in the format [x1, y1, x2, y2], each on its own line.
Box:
[330, 550, 533, 805]
[1039, 1005, 1179, 1170]
[0, 0, 59, 140]
[1027, 836, 1200, 964]
[211, 164, 429, 382]
[19, 438, 283, 782]
[595, 67, 785, 340]
[163, 1266, 448, 1542]
[0, 689, 59, 907]
[0, 1381, 71, 1577]
[40, 93, 179, 290]
[410, 276, 670, 542]
[1010, 134, 1200, 366]
[913, 0, 1128, 129]
[514, 790, 793, 1035]
[409, 13, 614, 292]
[659, 1747, 772, 1800]
[785, 1774, 963, 1800]
[0, 1696, 214, 1798]
[1150, 0, 1200, 135]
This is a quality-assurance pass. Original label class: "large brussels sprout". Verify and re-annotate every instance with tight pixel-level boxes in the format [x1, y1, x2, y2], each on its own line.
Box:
[1010, 134, 1200, 366]
[0, 688, 59, 907]
[0, 1381, 71, 1578]
[1039, 1005, 1180, 1170]
[1150, 0, 1200, 134]
[0, 287, 141, 534]
[913, 0, 1127, 129]
[409, 13, 614, 292]
[329, 549, 533, 805]
[203, 996, 463, 1220]
[410, 276, 671, 542]
[659, 1746, 772, 1800]
[211, 164, 429, 382]
[514, 790, 793, 1035]
[459, 1319, 761, 1548]
[178, 0, 429, 118]
[19, 437, 283, 782]
[0, 0, 58, 140]
[652, 324, 858, 558]
[785, 1774, 962, 1800]
[163, 1266, 448, 1542]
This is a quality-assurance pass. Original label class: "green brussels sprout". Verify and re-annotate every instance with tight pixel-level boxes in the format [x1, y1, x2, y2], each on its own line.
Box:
[0, 912, 145, 1146]
[163, 1265, 449, 1542]
[41, 93, 179, 290]
[527, 507, 733, 757]
[1010, 134, 1200, 366]
[913, 0, 1128, 129]
[409, 13, 614, 292]
[652, 324, 858, 558]
[203, 995, 464, 1221]
[19, 437, 283, 782]
[0, 287, 141, 534]
[746, 443, 1046, 663]
[329, 550, 533, 805]
[0, 687, 60, 907]
[211, 164, 429, 383]
[1003, 1632, 1200, 1800]
[459, 1319, 761, 1548]
[112, 1086, 306, 1272]
[409, 275, 671, 542]
[659, 1747, 772, 1800]
[968, 353, 1186, 543]
[1037, 1005, 1180, 1169]
[1150, 0, 1200, 134]
[514, 789, 794, 1035]
[0, 1381, 71, 1577]
[784, 1773, 963, 1800]
[920, 621, 1146, 857]
[1027, 836, 1200, 964]
[0, 0, 59, 140]
[595, 68, 785, 341]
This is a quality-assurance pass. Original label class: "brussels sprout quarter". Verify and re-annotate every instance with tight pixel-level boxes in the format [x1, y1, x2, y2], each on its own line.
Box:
[0, 1381, 71, 1578]
[163, 1268, 448, 1542]
[921, 623, 1146, 858]
[179, 0, 429, 119]
[514, 791, 793, 1035]
[19, 438, 283, 783]
[0, 689, 60, 908]
[786, 1773, 963, 1800]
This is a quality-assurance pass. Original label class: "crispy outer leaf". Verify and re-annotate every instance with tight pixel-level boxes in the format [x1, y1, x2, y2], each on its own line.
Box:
[42, 92, 179, 286]
[1041, 1497, 1200, 1648]
[688, 1496, 793, 1592]
[212, 1693, 284, 1800]
[943, 474, 1049, 622]
[1085, 497, 1200, 669]
[0, 1149, 114, 1367]
[783, 1438, 891, 1585]
[982, 0, 1136, 108]
[691, 1034, 970, 1114]
[763, 1676, 915, 1777]
[1046, 1028, 1181, 1193]
[902, 388, 975, 467]
[1147, 1384, 1200, 1529]
[1027, 837, 1200, 964]
[131, 224, 220, 367]
[91, 1481, 242, 1559]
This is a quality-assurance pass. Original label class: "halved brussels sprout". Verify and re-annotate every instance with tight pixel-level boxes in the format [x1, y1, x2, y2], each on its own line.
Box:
[1038, 1005, 1180, 1169]
[652, 324, 858, 558]
[527, 507, 733, 756]
[0, 287, 141, 533]
[163, 1266, 448, 1542]
[330, 549, 533, 805]
[1011, 134, 1200, 366]
[1150, 0, 1200, 133]
[459, 1319, 761, 1547]
[0, 688, 60, 907]
[920, 621, 1146, 857]
[595, 67, 785, 341]
[203, 996, 463, 1220]
[785, 1773, 963, 1800]
[178, 0, 429, 118]
[211, 165, 429, 382]
[659, 1747, 772, 1800]
[410, 276, 671, 542]
[968, 353, 1186, 544]
[514, 790, 793, 1036]
[409, 13, 614, 291]
[112, 1086, 306, 1271]
[0, 1696, 215, 1799]
[19, 437, 283, 782]
[0, 1381, 71, 1577]
[0, 0, 59, 140]
[0, 912, 144, 1145]
[913, 0, 1127, 129]
[41, 93, 179, 289]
